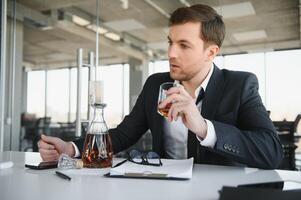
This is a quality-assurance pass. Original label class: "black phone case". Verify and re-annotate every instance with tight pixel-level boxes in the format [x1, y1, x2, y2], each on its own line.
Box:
[25, 161, 58, 170]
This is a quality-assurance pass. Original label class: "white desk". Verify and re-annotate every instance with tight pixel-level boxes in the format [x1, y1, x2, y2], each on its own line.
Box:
[1, 151, 301, 200]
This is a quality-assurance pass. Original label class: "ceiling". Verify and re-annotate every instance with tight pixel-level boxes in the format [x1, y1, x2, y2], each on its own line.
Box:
[10, 0, 301, 69]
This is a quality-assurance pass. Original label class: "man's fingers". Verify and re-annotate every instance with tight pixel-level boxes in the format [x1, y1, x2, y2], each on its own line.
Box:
[41, 154, 59, 161]
[39, 148, 59, 156]
[39, 149, 59, 161]
[166, 87, 181, 95]
[169, 102, 187, 121]
[38, 140, 55, 150]
[41, 134, 59, 144]
[166, 86, 189, 97]
[158, 93, 188, 109]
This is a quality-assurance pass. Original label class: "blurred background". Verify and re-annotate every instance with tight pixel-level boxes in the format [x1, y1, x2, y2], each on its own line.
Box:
[0, 0, 301, 170]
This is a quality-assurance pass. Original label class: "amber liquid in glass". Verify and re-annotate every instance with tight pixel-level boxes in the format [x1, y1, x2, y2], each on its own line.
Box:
[82, 133, 113, 168]
[158, 102, 172, 117]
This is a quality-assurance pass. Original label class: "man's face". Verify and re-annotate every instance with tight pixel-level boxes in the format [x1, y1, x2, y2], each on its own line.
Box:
[168, 22, 212, 81]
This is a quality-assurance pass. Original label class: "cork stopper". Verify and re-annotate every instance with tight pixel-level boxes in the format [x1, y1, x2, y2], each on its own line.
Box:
[76, 160, 83, 169]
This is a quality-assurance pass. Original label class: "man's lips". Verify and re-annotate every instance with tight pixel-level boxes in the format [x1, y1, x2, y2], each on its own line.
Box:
[170, 64, 180, 68]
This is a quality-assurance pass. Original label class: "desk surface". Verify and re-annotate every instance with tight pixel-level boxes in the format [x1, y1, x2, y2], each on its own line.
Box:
[1, 151, 301, 200]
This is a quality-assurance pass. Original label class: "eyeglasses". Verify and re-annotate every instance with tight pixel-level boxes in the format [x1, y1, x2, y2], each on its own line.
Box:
[112, 150, 163, 168]
[127, 150, 162, 167]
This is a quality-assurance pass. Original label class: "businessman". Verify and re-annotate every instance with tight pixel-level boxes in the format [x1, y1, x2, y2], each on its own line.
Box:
[38, 4, 283, 169]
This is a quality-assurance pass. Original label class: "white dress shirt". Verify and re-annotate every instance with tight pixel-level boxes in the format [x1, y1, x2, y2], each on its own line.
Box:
[164, 64, 217, 159]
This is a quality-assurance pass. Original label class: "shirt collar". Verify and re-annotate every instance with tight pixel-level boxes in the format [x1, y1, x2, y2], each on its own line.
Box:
[174, 63, 214, 98]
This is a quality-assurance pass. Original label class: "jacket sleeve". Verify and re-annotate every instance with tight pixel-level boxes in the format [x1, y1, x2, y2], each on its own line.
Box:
[109, 76, 152, 154]
[212, 74, 283, 169]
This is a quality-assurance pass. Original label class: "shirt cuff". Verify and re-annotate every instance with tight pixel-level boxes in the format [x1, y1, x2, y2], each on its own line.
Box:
[70, 142, 80, 157]
[196, 119, 217, 148]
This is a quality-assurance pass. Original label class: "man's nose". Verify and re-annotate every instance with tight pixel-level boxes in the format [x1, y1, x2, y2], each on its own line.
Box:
[168, 45, 178, 59]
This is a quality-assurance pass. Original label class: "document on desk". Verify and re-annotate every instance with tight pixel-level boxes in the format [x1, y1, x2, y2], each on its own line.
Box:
[108, 158, 193, 180]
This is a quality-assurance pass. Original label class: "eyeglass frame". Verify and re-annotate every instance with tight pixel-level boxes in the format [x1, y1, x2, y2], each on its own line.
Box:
[127, 150, 163, 167]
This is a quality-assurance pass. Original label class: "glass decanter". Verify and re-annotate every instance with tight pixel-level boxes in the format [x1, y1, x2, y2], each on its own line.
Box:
[81, 103, 113, 168]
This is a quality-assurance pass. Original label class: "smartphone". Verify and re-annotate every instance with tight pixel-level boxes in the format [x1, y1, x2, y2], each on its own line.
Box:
[238, 181, 301, 191]
[25, 160, 58, 170]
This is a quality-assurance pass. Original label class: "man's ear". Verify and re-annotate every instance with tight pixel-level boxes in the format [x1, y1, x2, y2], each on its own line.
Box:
[205, 45, 220, 62]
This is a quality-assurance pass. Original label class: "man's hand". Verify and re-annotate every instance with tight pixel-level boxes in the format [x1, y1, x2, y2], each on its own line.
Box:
[38, 134, 75, 161]
[158, 86, 207, 139]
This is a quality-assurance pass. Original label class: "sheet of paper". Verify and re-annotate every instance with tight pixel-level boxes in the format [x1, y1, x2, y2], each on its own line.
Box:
[110, 158, 194, 179]
[244, 167, 259, 174]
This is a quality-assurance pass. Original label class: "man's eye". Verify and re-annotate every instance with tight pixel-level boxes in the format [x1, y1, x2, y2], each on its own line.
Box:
[180, 44, 189, 49]
[168, 41, 172, 45]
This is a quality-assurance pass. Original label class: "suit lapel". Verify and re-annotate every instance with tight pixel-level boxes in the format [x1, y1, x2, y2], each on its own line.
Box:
[202, 65, 225, 120]
[189, 65, 225, 163]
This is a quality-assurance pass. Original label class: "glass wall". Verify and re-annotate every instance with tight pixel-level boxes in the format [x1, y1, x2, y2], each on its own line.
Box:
[149, 60, 169, 75]
[97, 64, 129, 127]
[46, 69, 69, 122]
[69, 67, 89, 122]
[223, 53, 266, 104]
[27, 64, 129, 127]
[265, 50, 301, 121]
[27, 71, 46, 118]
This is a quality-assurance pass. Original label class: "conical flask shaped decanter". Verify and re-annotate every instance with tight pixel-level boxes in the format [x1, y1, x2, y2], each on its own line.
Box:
[82, 103, 113, 168]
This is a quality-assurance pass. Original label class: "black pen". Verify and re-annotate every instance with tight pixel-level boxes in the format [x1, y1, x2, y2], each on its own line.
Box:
[55, 171, 71, 181]
[112, 159, 127, 168]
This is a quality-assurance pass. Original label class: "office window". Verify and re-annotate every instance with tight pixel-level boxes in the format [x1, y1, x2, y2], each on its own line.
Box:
[27, 71, 46, 118]
[27, 65, 128, 125]
[46, 69, 69, 122]
[149, 60, 169, 75]
[123, 64, 130, 115]
[213, 56, 224, 68]
[69, 67, 89, 122]
[97, 64, 129, 128]
[27, 68, 88, 123]
[266, 50, 301, 121]
[223, 53, 266, 104]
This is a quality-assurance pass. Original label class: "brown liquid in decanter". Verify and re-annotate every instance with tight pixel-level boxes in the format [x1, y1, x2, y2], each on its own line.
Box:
[81, 103, 113, 168]
[82, 133, 113, 168]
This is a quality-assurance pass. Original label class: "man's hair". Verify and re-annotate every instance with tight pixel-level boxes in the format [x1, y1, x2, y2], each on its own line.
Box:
[169, 4, 225, 48]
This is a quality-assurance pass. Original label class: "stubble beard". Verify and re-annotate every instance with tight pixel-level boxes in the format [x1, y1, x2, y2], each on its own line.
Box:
[170, 68, 200, 82]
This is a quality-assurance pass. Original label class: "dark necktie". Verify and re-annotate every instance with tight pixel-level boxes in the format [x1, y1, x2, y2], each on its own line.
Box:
[187, 88, 205, 162]
[196, 88, 205, 105]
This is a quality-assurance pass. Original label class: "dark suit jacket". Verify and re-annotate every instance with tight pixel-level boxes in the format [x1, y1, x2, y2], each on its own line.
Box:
[74, 65, 283, 169]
